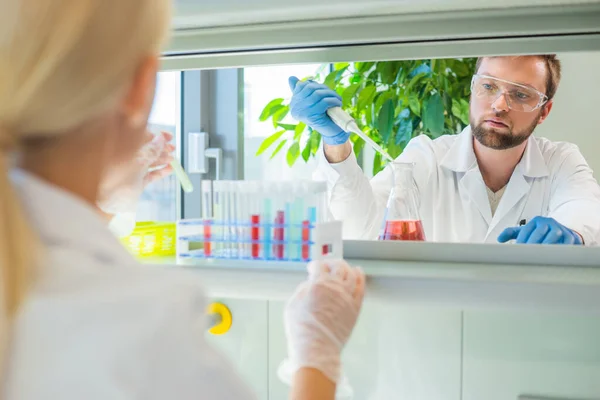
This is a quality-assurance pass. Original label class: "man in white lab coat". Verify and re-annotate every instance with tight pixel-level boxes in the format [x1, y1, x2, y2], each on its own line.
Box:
[288, 55, 600, 245]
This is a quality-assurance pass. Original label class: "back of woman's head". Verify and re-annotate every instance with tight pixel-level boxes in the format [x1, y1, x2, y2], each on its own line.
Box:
[0, 0, 171, 362]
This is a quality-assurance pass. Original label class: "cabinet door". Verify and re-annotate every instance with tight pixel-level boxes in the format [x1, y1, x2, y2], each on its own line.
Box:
[463, 311, 600, 400]
[268, 300, 462, 400]
[206, 298, 269, 400]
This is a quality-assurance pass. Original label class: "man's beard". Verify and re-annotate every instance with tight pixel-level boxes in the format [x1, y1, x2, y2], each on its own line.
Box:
[471, 112, 541, 150]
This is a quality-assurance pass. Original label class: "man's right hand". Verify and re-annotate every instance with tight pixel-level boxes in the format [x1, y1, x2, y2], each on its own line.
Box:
[288, 76, 350, 147]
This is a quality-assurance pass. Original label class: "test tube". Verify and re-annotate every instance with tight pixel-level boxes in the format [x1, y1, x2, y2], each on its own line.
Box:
[284, 185, 292, 261]
[272, 183, 286, 261]
[235, 181, 247, 259]
[313, 181, 329, 223]
[232, 181, 241, 259]
[201, 180, 213, 258]
[237, 181, 256, 259]
[290, 183, 305, 261]
[222, 181, 236, 259]
[248, 182, 262, 259]
[262, 182, 273, 260]
[212, 181, 224, 257]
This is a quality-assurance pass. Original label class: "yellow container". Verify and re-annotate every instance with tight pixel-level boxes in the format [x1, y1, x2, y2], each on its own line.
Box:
[121, 221, 176, 257]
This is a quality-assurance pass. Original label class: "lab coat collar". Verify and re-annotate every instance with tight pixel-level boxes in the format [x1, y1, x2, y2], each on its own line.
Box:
[439, 126, 549, 178]
[10, 169, 135, 266]
[439, 126, 478, 172]
[519, 135, 549, 178]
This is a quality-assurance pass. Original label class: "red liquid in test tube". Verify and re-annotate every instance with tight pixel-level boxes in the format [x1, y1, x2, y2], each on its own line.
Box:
[301, 220, 310, 261]
[274, 211, 285, 260]
[203, 220, 212, 257]
[251, 214, 260, 259]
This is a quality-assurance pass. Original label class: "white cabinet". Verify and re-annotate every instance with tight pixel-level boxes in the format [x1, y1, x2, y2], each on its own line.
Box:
[205, 298, 270, 400]
[165, 241, 600, 399]
[463, 312, 600, 400]
[268, 300, 462, 400]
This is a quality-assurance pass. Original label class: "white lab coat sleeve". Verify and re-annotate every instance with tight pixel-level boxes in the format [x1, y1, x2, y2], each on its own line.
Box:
[547, 146, 600, 245]
[3, 269, 258, 400]
[313, 136, 436, 240]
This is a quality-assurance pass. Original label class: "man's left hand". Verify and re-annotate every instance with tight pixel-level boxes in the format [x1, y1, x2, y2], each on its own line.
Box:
[498, 216, 583, 245]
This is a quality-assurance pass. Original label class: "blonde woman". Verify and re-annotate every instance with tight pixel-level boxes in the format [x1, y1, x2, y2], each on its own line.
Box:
[0, 1, 365, 399]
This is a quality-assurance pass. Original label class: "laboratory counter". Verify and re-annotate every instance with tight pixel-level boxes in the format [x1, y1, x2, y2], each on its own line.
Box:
[148, 240, 600, 314]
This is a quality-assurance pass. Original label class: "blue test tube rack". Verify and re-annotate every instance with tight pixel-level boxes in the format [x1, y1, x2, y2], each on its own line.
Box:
[176, 180, 342, 263]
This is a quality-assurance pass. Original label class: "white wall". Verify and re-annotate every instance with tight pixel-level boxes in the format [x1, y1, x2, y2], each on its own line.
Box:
[535, 51, 600, 180]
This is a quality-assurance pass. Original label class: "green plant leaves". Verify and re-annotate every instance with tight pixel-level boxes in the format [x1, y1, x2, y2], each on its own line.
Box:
[276, 123, 297, 131]
[374, 92, 395, 116]
[356, 62, 375, 74]
[324, 66, 349, 89]
[270, 140, 287, 159]
[378, 99, 395, 144]
[378, 62, 399, 85]
[310, 130, 321, 155]
[352, 136, 365, 158]
[259, 98, 284, 121]
[358, 86, 376, 111]
[256, 130, 286, 156]
[406, 73, 426, 94]
[423, 93, 445, 137]
[301, 139, 311, 162]
[255, 58, 477, 170]
[452, 98, 470, 125]
[342, 83, 361, 108]
[408, 94, 421, 116]
[408, 63, 432, 78]
[271, 105, 289, 128]
[301, 129, 321, 161]
[396, 108, 413, 146]
[334, 62, 350, 70]
[294, 122, 306, 140]
[373, 152, 383, 176]
[286, 141, 300, 166]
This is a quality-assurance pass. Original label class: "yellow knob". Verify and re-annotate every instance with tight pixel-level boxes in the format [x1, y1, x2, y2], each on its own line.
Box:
[206, 302, 232, 335]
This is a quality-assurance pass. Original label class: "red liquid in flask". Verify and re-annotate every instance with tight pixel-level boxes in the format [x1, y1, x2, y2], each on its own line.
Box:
[381, 220, 425, 241]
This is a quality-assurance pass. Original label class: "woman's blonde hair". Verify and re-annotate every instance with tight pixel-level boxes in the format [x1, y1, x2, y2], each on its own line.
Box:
[0, 0, 171, 362]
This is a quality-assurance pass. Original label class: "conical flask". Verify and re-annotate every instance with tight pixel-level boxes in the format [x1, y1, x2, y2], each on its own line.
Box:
[379, 162, 426, 241]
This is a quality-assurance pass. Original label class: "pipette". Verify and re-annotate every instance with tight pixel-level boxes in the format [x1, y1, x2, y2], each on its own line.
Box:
[170, 159, 194, 193]
[327, 107, 395, 164]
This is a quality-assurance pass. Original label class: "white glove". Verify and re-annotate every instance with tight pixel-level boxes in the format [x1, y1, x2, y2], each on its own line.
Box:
[279, 259, 365, 385]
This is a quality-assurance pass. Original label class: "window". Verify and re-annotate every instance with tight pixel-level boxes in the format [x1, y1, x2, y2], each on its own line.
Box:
[243, 64, 324, 181]
[136, 70, 182, 222]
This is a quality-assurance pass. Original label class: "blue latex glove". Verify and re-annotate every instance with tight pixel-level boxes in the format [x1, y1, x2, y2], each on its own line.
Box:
[497, 216, 583, 245]
[288, 76, 350, 145]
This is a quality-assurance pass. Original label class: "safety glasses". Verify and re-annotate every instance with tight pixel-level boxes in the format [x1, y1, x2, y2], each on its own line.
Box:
[471, 74, 549, 112]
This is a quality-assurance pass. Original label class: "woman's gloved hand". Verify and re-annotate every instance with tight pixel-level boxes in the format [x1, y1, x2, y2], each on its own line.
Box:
[279, 259, 365, 385]
[98, 131, 174, 215]
[288, 76, 350, 146]
[498, 216, 583, 245]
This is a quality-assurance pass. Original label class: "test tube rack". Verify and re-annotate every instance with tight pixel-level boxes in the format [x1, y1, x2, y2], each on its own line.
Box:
[177, 219, 342, 262]
[176, 180, 343, 262]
